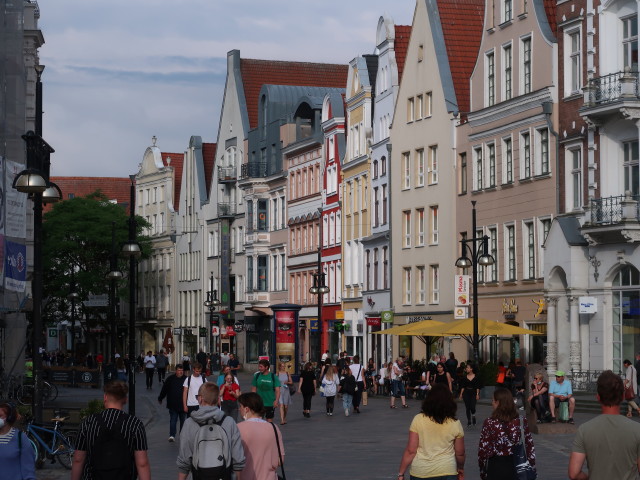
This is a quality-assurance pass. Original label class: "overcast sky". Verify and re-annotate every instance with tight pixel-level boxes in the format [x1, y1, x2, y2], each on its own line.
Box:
[38, 1, 414, 177]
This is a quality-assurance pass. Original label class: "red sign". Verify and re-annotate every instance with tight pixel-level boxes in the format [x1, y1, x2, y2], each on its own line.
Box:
[225, 326, 236, 337]
[366, 317, 381, 326]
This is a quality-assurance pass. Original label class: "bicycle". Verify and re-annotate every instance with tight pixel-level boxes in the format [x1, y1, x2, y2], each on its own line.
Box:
[25, 416, 76, 469]
[17, 380, 59, 405]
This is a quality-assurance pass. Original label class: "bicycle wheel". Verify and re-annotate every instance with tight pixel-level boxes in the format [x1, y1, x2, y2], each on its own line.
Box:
[56, 430, 75, 469]
[17, 384, 34, 405]
[46, 382, 58, 402]
[26, 431, 45, 469]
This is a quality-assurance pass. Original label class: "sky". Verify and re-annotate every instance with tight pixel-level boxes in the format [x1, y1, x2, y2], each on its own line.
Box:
[38, 0, 414, 177]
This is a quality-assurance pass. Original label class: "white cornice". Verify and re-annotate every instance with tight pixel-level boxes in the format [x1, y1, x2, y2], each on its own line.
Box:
[467, 88, 552, 128]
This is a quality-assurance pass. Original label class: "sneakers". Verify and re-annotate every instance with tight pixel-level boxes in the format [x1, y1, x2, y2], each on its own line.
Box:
[168, 436, 175, 442]
[472, 416, 476, 426]
[345, 408, 350, 416]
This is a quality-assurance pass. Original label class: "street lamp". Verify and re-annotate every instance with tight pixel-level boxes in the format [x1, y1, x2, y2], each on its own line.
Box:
[12, 65, 61, 423]
[454, 201, 495, 365]
[121, 175, 141, 415]
[107, 221, 123, 362]
[67, 269, 80, 366]
[309, 209, 329, 361]
[204, 272, 221, 353]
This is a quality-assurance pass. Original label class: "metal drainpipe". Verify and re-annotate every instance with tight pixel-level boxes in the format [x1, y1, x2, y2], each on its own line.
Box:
[385, 142, 392, 363]
[542, 101, 560, 214]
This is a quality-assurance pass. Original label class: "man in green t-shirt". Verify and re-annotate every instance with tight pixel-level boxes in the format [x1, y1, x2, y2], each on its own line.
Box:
[251, 359, 280, 422]
[569, 370, 640, 480]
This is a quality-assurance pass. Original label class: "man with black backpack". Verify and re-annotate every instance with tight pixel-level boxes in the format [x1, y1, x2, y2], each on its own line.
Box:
[71, 380, 150, 480]
[177, 382, 245, 480]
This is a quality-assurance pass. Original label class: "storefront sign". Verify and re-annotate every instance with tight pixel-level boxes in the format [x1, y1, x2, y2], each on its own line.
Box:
[381, 311, 394, 323]
[579, 296, 597, 314]
[501, 298, 519, 314]
[335, 310, 345, 320]
[211, 326, 220, 336]
[366, 317, 381, 326]
[454, 307, 468, 319]
[454, 275, 470, 306]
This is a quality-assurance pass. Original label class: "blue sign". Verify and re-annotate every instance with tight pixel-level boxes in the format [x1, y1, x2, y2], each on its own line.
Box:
[5, 239, 26, 292]
[310, 319, 319, 331]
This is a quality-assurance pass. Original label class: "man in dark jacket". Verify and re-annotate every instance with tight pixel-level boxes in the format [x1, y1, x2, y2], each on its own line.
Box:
[158, 364, 185, 442]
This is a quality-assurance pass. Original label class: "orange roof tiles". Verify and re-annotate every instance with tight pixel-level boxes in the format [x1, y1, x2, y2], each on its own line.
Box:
[543, 0, 557, 37]
[240, 58, 348, 129]
[436, 0, 485, 119]
[47, 177, 133, 214]
[161, 152, 184, 209]
[202, 143, 216, 199]
[394, 25, 412, 84]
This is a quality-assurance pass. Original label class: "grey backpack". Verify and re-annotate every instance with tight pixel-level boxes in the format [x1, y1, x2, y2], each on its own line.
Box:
[190, 414, 232, 480]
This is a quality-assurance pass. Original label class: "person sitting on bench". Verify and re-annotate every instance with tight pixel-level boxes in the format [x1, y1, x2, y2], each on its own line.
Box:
[549, 370, 575, 424]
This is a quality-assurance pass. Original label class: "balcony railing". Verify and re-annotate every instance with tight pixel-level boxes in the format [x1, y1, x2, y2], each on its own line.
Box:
[218, 202, 236, 217]
[218, 166, 237, 183]
[586, 70, 640, 105]
[590, 194, 640, 224]
[240, 162, 267, 179]
[136, 307, 156, 320]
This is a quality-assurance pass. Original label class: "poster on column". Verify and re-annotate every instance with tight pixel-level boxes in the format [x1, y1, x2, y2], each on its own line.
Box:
[275, 310, 296, 372]
[4, 158, 27, 239]
[5, 239, 26, 292]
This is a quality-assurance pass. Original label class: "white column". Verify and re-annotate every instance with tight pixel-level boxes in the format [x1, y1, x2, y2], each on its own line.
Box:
[569, 296, 581, 372]
[545, 296, 558, 377]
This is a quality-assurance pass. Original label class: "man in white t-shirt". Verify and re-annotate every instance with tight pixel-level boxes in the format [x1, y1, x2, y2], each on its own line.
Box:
[144, 350, 156, 390]
[349, 355, 365, 414]
[182, 362, 207, 415]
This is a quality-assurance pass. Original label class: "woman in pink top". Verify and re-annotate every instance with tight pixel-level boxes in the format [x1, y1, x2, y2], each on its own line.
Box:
[237, 392, 285, 480]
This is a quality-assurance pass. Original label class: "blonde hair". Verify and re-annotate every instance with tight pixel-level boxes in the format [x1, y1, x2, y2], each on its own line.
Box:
[324, 365, 336, 381]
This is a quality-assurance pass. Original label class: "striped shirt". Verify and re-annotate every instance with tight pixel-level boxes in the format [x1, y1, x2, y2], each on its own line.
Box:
[76, 408, 148, 480]
[0, 427, 17, 445]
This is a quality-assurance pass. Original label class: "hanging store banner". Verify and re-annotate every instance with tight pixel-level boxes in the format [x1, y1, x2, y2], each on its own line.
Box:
[366, 316, 381, 326]
[4, 159, 27, 239]
[381, 310, 394, 323]
[454, 275, 470, 307]
[5, 239, 26, 292]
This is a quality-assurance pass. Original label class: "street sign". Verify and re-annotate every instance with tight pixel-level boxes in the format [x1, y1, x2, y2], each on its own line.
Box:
[48, 329, 57, 337]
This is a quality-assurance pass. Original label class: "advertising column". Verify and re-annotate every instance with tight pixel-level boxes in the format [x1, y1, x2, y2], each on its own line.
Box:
[270, 304, 302, 374]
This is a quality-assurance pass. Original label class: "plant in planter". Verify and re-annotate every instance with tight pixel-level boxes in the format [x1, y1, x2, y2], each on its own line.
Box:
[79, 399, 105, 420]
[479, 362, 498, 387]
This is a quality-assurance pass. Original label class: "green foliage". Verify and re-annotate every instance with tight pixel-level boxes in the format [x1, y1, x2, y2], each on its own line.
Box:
[79, 398, 105, 420]
[42, 191, 151, 327]
[410, 358, 428, 372]
[479, 362, 499, 386]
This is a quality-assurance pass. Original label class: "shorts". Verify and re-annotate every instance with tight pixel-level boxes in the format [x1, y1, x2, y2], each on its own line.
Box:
[264, 406, 275, 420]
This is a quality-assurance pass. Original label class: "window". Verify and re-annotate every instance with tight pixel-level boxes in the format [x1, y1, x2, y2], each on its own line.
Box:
[523, 221, 535, 279]
[329, 213, 335, 244]
[623, 15, 638, 70]
[425, 92, 433, 117]
[624, 140, 639, 196]
[503, 0, 512, 22]
[257, 199, 268, 231]
[537, 128, 550, 174]
[323, 215, 329, 246]
[416, 149, 425, 187]
[403, 210, 412, 248]
[460, 153, 468, 194]
[373, 160, 379, 179]
[383, 247, 389, 290]
[430, 265, 439, 304]
[503, 138, 513, 184]
[428, 145, 438, 184]
[416, 94, 423, 119]
[566, 29, 581, 94]
[521, 131, 531, 179]
[407, 97, 415, 122]
[488, 227, 498, 282]
[382, 185, 388, 225]
[474, 147, 483, 190]
[486, 51, 495, 106]
[416, 208, 425, 246]
[476, 228, 485, 283]
[430, 206, 439, 244]
[365, 250, 371, 291]
[373, 187, 379, 227]
[403, 268, 412, 304]
[381, 156, 387, 176]
[403, 152, 411, 189]
[417, 266, 426, 304]
[336, 211, 341, 243]
[247, 256, 254, 291]
[567, 148, 582, 210]
[522, 37, 532, 94]
[505, 225, 516, 281]
[503, 44, 512, 100]
[488, 143, 496, 187]
[373, 248, 379, 290]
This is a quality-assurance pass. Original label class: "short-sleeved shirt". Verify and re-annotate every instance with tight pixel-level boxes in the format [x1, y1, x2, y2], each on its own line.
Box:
[549, 380, 572, 396]
[572, 414, 640, 480]
[349, 364, 364, 382]
[252, 372, 281, 406]
[183, 374, 207, 407]
[408, 414, 464, 478]
[76, 408, 148, 480]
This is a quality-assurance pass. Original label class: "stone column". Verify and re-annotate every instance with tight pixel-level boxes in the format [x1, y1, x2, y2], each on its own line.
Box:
[569, 296, 582, 372]
[545, 296, 558, 377]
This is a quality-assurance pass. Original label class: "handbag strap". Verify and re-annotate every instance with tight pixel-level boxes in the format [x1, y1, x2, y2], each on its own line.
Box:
[271, 422, 286, 480]
[518, 415, 526, 446]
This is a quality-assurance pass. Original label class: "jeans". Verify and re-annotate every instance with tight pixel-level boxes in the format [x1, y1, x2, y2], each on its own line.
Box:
[392, 379, 406, 398]
[342, 393, 353, 413]
[145, 368, 154, 388]
[168, 409, 186, 437]
[157, 368, 166, 383]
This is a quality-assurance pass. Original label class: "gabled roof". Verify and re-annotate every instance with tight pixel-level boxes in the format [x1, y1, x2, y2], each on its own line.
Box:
[394, 25, 412, 83]
[434, 0, 484, 118]
[239, 58, 348, 129]
[48, 177, 132, 214]
[537, 0, 558, 41]
[202, 142, 216, 199]
[161, 152, 184, 209]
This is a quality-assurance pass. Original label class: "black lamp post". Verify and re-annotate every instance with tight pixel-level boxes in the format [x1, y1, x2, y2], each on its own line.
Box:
[454, 201, 495, 365]
[204, 272, 221, 353]
[121, 175, 141, 414]
[309, 211, 329, 361]
[12, 65, 61, 423]
[68, 269, 80, 366]
[107, 221, 123, 362]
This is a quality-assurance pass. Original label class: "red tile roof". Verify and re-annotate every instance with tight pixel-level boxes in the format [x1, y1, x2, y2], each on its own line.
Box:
[436, 0, 485, 119]
[47, 177, 133, 214]
[394, 25, 412, 84]
[239, 58, 348, 129]
[543, 0, 557, 37]
[161, 152, 184, 209]
[202, 143, 216, 199]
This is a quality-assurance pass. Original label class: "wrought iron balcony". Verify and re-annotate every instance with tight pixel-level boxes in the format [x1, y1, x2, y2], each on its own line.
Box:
[590, 194, 640, 224]
[240, 162, 267, 179]
[582, 193, 640, 245]
[217, 166, 237, 183]
[218, 202, 236, 218]
[584, 70, 640, 106]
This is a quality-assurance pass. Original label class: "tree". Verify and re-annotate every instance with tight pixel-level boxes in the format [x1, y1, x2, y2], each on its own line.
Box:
[42, 191, 150, 330]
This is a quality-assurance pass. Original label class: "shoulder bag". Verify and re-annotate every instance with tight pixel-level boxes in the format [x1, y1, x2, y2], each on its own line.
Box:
[512, 416, 537, 480]
[271, 423, 286, 480]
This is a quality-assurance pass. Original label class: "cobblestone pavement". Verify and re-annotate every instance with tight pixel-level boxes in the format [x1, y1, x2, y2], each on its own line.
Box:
[34, 372, 606, 479]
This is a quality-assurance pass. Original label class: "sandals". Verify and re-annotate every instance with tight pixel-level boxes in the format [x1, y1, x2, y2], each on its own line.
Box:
[402, 404, 409, 408]
[551, 418, 557, 423]
[568, 418, 575, 424]
[627, 412, 633, 418]
[390, 405, 397, 409]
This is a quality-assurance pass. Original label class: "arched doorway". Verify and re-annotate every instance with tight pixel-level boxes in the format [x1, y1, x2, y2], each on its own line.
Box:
[612, 265, 640, 373]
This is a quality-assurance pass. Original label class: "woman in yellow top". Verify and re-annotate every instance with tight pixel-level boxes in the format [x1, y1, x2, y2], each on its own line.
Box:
[398, 383, 465, 480]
